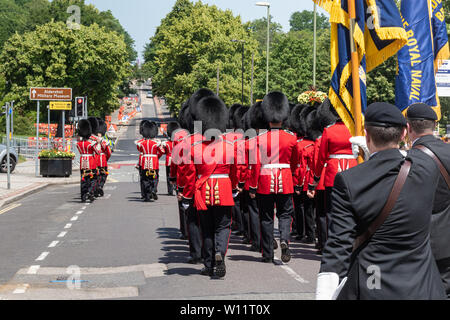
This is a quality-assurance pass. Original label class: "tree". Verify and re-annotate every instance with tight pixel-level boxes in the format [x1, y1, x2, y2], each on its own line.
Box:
[0, 21, 130, 117]
[148, 1, 261, 113]
[0, 0, 27, 50]
[248, 16, 283, 53]
[289, 10, 329, 32]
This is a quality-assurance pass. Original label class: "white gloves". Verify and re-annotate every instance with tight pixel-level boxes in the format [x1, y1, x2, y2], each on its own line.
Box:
[349, 136, 370, 161]
[315, 272, 340, 300]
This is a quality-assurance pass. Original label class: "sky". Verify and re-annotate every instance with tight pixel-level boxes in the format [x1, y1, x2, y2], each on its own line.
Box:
[85, 0, 327, 62]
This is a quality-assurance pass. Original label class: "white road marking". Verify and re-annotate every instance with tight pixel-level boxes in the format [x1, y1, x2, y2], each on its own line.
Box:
[64, 224, 72, 229]
[70, 216, 78, 221]
[81, 206, 87, 210]
[58, 231, 67, 238]
[27, 266, 40, 275]
[35, 252, 49, 261]
[274, 256, 309, 284]
[76, 211, 83, 215]
[48, 241, 59, 248]
[13, 284, 29, 294]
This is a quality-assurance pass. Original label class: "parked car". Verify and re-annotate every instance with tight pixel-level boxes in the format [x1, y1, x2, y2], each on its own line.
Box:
[146, 91, 153, 98]
[0, 144, 18, 173]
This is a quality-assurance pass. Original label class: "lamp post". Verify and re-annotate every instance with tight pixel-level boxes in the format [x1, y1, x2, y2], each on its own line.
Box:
[256, 2, 270, 94]
[231, 39, 246, 104]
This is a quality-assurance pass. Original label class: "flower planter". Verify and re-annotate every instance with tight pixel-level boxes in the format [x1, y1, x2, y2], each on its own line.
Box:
[40, 158, 73, 178]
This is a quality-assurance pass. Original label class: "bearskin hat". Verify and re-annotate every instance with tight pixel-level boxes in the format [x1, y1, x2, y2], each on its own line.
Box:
[78, 119, 92, 139]
[140, 120, 149, 135]
[244, 101, 267, 131]
[228, 104, 244, 129]
[188, 88, 215, 118]
[190, 96, 228, 133]
[167, 121, 181, 139]
[142, 121, 159, 139]
[178, 100, 193, 131]
[98, 119, 107, 137]
[87, 117, 99, 135]
[290, 104, 309, 137]
[316, 98, 340, 130]
[233, 105, 249, 129]
[261, 92, 290, 124]
[305, 108, 322, 140]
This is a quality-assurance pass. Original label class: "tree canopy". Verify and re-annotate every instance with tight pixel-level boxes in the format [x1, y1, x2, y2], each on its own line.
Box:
[289, 10, 330, 32]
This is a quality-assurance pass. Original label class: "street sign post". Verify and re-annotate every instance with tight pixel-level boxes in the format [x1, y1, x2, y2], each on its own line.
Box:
[30, 88, 72, 101]
[50, 101, 72, 110]
[29, 87, 72, 177]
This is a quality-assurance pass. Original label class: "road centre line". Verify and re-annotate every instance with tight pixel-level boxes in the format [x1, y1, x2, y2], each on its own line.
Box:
[70, 216, 78, 221]
[48, 241, 59, 248]
[64, 224, 71, 229]
[76, 211, 83, 215]
[35, 252, 49, 261]
[58, 231, 67, 238]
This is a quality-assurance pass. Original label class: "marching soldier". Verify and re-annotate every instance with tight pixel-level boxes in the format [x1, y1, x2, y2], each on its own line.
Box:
[249, 92, 300, 264]
[95, 119, 112, 197]
[163, 121, 181, 196]
[137, 120, 149, 199]
[316, 102, 446, 300]
[136, 121, 163, 202]
[174, 89, 215, 264]
[182, 95, 238, 278]
[77, 119, 99, 203]
[87, 117, 101, 197]
[407, 103, 450, 298]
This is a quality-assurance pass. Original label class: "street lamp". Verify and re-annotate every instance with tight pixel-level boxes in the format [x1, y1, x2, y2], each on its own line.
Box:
[231, 39, 246, 104]
[256, 1, 270, 94]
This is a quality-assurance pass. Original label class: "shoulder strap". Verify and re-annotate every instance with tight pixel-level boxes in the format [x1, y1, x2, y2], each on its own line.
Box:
[414, 145, 450, 189]
[353, 159, 412, 252]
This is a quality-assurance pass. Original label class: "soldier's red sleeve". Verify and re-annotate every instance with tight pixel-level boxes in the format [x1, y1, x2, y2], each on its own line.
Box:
[315, 128, 329, 184]
[181, 142, 197, 200]
[298, 147, 309, 188]
[103, 142, 112, 161]
[290, 139, 300, 187]
[234, 140, 247, 188]
[248, 138, 261, 193]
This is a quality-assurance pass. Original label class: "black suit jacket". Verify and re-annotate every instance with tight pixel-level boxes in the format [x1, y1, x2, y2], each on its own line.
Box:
[320, 148, 445, 300]
[411, 135, 450, 261]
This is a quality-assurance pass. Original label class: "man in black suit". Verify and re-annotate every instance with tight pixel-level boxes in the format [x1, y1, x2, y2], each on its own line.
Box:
[316, 102, 446, 300]
[407, 103, 450, 299]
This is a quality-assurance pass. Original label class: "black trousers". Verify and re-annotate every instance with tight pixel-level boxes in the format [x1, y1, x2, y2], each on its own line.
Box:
[242, 190, 261, 249]
[298, 191, 315, 240]
[80, 170, 96, 198]
[141, 169, 158, 200]
[97, 167, 108, 193]
[186, 205, 202, 260]
[177, 196, 188, 237]
[166, 166, 174, 195]
[198, 206, 232, 269]
[231, 193, 244, 233]
[257, 194, 294, 259]
[293, 193, 304, 238]
[315, 190, 328, 249]
[436, 257, 450, 299]
[139, 168, 145, 198]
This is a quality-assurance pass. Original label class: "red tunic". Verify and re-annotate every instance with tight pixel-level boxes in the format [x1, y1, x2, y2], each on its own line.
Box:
[249, 129, 299, 195]
[312, 137, 326, 191]
[163, 140, 173, 167]
[96, 138, 112, 168]
[314, 122, 357, 187]
[183, 138, 239, 210]
[298, 140, 316, 192]
[293, 137, 313, 189]
[170, 129, 190, 188]
[77, 139, 99, 170]
[136, 138, 145, 168]
[136, 139, 163, 170]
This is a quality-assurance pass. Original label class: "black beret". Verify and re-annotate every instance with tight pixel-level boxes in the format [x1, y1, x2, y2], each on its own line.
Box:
[406, 103, 438, 121]
[365, 102, 407, 128]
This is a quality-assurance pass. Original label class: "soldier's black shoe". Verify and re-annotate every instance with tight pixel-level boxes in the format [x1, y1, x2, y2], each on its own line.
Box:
[89, 193, 95, 202]
[280, 241, 291, 263]
[187, 257, 202, 264]
[261, 257, 275, 263]
[98, 189, 104, 197]
[81, 195, 87, 203]
[273, 239, 278, 250]
[152, 193, 158, 201]
[144, 196, 152, 202]
[301, 237, 315, 244]
[200, 267, 214, 276]
[214, 253, 226, 278]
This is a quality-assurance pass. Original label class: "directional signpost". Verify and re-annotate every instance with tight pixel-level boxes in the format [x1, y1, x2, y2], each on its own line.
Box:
[30, 88, 72, 177]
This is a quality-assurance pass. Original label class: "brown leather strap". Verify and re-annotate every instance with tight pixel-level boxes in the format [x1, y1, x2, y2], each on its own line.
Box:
[353, 160, 412, 252]
[414, 145, 450, 189]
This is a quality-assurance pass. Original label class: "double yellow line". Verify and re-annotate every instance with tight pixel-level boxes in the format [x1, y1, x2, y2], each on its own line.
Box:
[0, 203, 22, 216]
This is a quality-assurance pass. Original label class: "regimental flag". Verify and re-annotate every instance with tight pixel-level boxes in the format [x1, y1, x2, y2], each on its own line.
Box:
[395, 0, 449, 119]
[431, 0, 449, 71]
[314, 0, 407, 135]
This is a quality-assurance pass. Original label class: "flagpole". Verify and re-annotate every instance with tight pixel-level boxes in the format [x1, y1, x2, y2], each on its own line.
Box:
[348, 0, 364, 163]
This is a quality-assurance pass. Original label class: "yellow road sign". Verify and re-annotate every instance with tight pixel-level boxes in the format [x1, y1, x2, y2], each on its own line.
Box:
[50, 101, 72, 110]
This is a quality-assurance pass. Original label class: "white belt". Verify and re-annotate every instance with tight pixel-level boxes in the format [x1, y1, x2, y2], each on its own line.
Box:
[81, 154, 93, 157]
[329, 154, 357, 160]
[198, 174, 229, 179]
[262, 164, 291, 169]
[143, 154, 157, 157]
